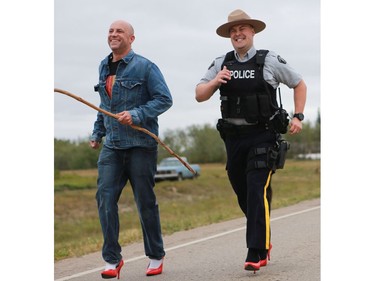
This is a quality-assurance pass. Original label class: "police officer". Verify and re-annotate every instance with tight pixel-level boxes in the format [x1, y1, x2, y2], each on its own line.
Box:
[195, 9, 307, 272]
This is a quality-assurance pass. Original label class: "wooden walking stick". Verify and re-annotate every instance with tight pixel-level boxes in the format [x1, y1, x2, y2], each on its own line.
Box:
[54, 88, 196, 175]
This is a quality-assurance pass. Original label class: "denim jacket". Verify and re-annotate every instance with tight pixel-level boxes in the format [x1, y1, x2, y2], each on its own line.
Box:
[90, 50, 173, 149]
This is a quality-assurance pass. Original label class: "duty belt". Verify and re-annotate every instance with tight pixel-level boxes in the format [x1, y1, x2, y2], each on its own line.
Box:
[216, 118, 269, 137]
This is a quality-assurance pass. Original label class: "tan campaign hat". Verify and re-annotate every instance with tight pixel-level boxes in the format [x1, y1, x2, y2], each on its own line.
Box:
[216, 9, 266, 38]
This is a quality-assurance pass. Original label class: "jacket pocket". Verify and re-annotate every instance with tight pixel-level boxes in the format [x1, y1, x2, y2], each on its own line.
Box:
[119, 80, 143, 106]
[120, 80, 143, 90]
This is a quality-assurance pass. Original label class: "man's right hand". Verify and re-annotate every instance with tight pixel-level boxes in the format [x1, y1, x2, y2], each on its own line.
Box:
[89, 140, 100, 149]
[216, 65, 231, 85]
[195, 66, 232, 102]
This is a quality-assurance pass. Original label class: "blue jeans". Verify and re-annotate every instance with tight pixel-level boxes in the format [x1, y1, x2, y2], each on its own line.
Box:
[96, 145, 165, 264]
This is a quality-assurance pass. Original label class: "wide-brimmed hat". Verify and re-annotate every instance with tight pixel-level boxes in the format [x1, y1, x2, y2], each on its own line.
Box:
[216, 9, 266, 38]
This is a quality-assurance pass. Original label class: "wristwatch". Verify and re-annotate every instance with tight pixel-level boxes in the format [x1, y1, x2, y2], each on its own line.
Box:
[293, 113, 304, 121]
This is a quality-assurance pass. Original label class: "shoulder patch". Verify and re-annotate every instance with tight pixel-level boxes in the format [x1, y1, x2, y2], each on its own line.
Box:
[277, 55, 287, 64]
[208, 61, 215, 70]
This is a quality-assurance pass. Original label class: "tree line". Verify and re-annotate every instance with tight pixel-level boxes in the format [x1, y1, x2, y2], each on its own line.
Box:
[55, 112, 320, 171]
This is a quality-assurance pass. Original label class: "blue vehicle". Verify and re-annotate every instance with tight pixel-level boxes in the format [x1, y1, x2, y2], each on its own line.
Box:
[155, 157, 201, 181]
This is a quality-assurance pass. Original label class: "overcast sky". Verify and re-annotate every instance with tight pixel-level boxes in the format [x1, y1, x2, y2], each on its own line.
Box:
[54, 0, 320, 140]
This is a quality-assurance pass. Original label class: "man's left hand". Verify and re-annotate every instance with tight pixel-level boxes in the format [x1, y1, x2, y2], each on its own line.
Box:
[289, 118, 302, 134]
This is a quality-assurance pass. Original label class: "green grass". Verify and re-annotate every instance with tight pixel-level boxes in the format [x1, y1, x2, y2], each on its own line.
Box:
[54, 160, 320, 261]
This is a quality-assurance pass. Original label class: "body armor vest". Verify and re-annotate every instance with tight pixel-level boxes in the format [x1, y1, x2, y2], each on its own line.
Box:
[219, 50, 278, 123]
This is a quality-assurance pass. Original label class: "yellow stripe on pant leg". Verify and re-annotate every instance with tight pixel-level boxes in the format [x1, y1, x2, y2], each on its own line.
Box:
[263, 170, 272, 249]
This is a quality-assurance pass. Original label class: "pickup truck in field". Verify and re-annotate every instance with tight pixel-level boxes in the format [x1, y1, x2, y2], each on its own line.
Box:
[155, 157, 201, 181]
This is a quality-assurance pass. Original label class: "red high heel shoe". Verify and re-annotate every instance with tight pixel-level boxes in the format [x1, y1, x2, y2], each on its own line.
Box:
[101, 260, 124, 279]
[260, 243, 272, 267]
[244, 261, 260, 273]
[146, 259, 163, 276]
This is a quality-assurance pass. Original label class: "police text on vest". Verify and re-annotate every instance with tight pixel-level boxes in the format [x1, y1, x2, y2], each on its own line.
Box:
[230, 70, 255, 79]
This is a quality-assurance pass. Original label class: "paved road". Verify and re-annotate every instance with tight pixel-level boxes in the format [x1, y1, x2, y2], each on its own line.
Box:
[55, 198, 320, 281]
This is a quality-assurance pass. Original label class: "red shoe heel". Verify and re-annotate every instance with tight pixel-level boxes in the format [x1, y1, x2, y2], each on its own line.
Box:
[260, 243, 272, 267]
[101, 260, 124, 279]
[268, 243, 272, 261]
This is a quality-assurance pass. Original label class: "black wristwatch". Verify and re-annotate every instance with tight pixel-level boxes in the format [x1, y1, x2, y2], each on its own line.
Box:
[293, 113, 304, 121]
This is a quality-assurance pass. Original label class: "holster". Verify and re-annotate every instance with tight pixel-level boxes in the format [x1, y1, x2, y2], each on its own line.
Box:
[275, 139, 290, 169]
[246, 138, 290, 172]
[268, 138, 290, 171]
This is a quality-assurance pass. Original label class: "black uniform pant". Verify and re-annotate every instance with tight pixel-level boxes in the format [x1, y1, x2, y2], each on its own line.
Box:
[224, 128, 276, 251]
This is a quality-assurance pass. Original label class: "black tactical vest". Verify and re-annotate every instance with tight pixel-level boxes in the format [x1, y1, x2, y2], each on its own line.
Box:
[219, 50, 278, 124]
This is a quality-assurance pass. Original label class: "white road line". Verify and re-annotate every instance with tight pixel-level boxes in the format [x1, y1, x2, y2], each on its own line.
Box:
[55, 205, 320, 281]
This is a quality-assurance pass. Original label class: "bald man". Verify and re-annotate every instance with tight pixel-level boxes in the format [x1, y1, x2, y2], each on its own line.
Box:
[90, 20, 173, 278]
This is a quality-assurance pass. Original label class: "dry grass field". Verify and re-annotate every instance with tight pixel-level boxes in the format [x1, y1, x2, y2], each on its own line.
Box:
[54, 160, 320, 260]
